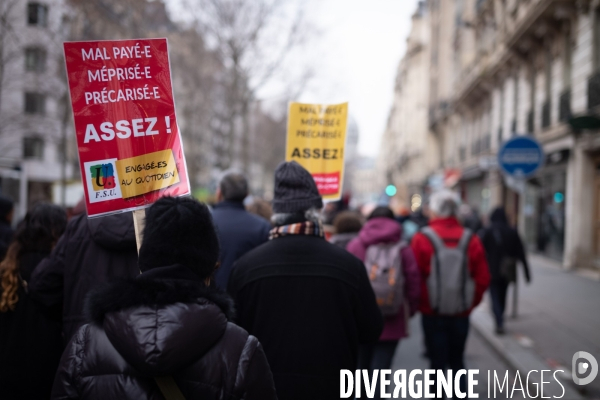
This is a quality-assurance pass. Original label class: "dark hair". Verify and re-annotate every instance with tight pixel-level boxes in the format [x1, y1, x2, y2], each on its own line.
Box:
[138, 196, 219, 279]
[0, 196, 14, 222]
[246, 198, 273, 223]
[368, 206, 395, 220]
[490, 207, 508, 224]
[1, 203, 67, 312]
[333, 211, 363, 234]
[219, 170, 248, 202]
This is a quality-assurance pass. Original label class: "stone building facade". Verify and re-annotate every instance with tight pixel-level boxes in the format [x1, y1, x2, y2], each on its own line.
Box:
[0, 0, 73, 218]
[381, 0, 600, 270]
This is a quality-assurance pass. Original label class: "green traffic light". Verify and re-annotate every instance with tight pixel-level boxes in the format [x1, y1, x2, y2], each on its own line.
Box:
[385, 185, 397, 197]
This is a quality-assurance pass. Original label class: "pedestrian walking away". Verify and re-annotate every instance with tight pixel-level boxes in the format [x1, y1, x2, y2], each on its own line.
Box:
[211, 170, 271, 290]
[28, 210, 139, 344]
[347, 206, 420, 399]
[228, 161, 383, 400]
[51, 196, 277, 400]
[480, 206, 531, 334]
[411, 190, 490, 397]
[329, 210, 364, 249]
[0, 203, 67, 400]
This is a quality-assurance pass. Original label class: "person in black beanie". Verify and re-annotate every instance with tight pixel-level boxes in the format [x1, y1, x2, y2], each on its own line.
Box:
[229, 161, 383, 400]
[0, 196, 14, 258]
[52, 196, 277, 400]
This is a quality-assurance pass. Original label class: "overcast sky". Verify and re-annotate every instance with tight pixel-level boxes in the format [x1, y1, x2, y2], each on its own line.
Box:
[297, 0, 420, 157]
[168, 0, 420, 158]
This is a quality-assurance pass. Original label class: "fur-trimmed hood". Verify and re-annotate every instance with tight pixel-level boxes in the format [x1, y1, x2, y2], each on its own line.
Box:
[84, 265, 235, 375]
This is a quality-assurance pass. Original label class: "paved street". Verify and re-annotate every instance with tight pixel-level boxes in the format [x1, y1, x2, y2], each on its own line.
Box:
[483, 255, 600, 399]
[391, 316, 526, 399]
[387, 254, 600, 400]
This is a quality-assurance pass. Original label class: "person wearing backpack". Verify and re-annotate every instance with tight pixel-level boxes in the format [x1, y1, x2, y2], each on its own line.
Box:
[347, 206, 420, 396]
[411, 190, 490, 395]
[480, 207, 531, 335]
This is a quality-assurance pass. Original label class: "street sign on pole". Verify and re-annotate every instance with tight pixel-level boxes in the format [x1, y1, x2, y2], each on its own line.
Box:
[498, 136, 544, 178]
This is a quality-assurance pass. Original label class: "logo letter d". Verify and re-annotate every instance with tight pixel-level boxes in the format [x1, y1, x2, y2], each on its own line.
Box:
[572, 351, 598, 385]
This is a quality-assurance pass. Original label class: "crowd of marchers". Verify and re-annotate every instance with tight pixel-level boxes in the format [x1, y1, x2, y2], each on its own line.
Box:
[0, 161, 531, 400]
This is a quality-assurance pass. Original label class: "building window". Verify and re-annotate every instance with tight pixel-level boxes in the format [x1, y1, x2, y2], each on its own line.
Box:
[27, 3, 48, 27]
[563, 29, 572, 88]
[24, 92, 45, 115]
[513, 72, 519, 133]
[23, 137, 44, 160]
[595, 8, 600, 72]
[24, 47, 46, 72]
[498, 86, 504, 142]
[529, 67, 536, 133]
[543, 46, 552, 128]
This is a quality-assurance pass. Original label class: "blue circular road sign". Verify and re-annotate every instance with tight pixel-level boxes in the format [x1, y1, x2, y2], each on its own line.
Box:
[498, 136, 544, 178]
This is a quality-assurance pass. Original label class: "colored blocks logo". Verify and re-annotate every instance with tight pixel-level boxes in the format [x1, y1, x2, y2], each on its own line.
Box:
[90, 163, 117, 191]
[84, 159, 123, 203]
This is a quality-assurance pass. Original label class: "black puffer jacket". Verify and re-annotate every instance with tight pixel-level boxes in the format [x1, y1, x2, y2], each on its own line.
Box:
[29, 212, 139, 343]
[52, 265, 277, 400]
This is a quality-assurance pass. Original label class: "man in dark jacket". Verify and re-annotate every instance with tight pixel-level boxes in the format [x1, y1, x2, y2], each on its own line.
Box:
[480, 207, 530, 334]
[212, 170, 271, 290]
[52, 197, 277, 400]
[229, 161, 383, 400]
[29, 211, 138, 344]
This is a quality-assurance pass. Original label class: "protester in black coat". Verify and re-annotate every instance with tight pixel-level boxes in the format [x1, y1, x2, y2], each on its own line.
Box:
[52, 197, 277, 400]
[212, 170, 271, 290]
[0, 195, 15, 259]
[29, 211, 138, 344]
[0, 203, 67, 400]
[480, 207, 531, 334]
[229, 161, 383, 400]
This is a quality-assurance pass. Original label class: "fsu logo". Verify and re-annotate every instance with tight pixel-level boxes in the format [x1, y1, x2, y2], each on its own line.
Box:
[83, 159, 122, 204]
[91, 163, 116, 191]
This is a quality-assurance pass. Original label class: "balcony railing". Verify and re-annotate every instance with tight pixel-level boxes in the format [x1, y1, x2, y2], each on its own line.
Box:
[527, 110, 534, 134]
[542, 100, 551, 129]
[559, 89, 571, 122]
[588, 72, 600, 110]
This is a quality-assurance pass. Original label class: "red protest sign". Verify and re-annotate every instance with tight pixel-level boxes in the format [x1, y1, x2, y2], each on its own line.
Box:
[63, 38, 190, 217]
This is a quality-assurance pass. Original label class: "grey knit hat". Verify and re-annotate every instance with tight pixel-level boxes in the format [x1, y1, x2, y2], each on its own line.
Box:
[272, 161, 323, 213]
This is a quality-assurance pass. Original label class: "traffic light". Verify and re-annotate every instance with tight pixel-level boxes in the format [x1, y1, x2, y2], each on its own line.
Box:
[385, 185, 397, 197]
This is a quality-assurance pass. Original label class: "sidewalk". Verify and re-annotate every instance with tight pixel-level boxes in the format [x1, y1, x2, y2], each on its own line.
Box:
[471, 254, 600, 399]
[392, 316, 528, 399]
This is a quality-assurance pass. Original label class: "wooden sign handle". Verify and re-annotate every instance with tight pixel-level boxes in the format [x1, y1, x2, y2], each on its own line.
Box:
[133, 209, 146, 254]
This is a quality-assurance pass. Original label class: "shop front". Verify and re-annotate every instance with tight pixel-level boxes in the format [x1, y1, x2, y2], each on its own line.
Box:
[523, 150, 568, 262]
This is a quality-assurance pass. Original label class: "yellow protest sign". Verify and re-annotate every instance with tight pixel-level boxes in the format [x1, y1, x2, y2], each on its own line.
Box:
[116, 149, 180, 199]
[286, 102, 348, 201]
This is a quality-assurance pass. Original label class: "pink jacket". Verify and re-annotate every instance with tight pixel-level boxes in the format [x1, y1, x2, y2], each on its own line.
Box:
[346, 217, 420, 341]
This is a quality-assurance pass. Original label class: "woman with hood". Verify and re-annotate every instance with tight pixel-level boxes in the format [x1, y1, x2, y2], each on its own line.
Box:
[0, 203, 67, 400]
[346, 206, 420, 397]
[51, 196, 277, 400]
[480, 207, 531, 334]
